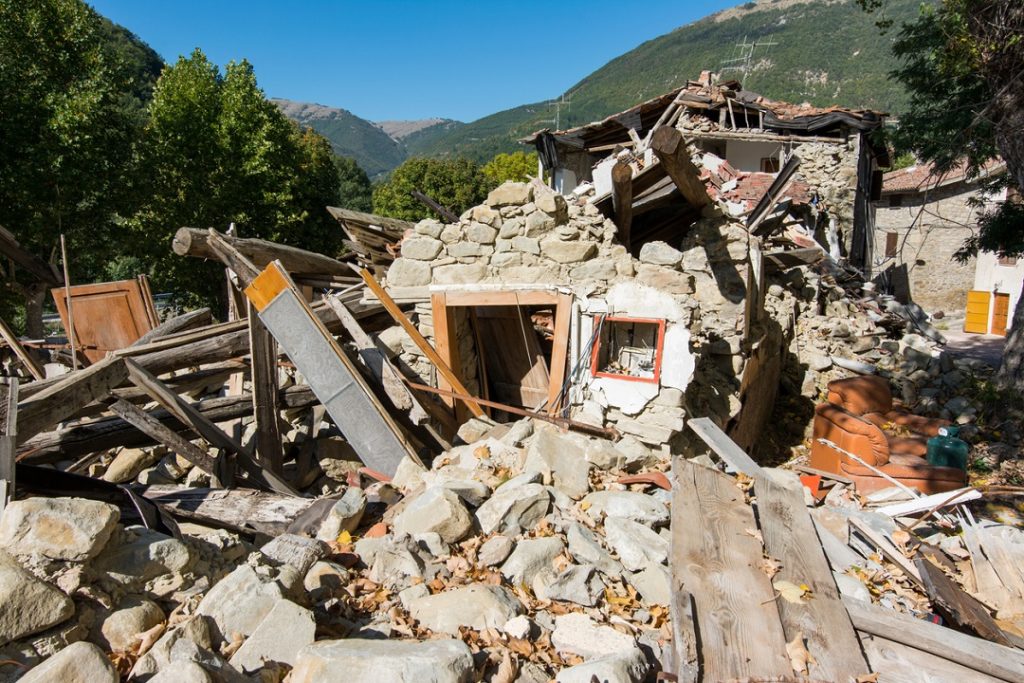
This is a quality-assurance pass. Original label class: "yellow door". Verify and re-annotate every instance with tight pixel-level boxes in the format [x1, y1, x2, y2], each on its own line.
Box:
[964, 290, 991, 334]
[992, 293, 1010, 337]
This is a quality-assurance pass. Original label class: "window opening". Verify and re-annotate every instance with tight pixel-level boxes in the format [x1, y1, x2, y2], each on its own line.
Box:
[590, 316, 665, 384]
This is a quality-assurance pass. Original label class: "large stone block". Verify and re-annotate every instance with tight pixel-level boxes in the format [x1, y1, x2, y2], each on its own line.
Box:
[401, 236, 444, 261]
[486, 182, 533, 207]
[639, 241, 683, 267]
[433, 263, 487, 284]
[408, 585, 522, 635]
[230, 599, 315, 673]
[19, 641, 117, 683]
[392, 487, 473, 544]
[0, 497, 118, 561]
[539, 239, 596, 264]
[0, 550, 74, 645]
[290, 638, 474, 683]
[386, 258, 431, 287]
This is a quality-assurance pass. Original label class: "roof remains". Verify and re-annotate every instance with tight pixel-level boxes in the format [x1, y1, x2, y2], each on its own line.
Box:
[882, 158, 1007, 194]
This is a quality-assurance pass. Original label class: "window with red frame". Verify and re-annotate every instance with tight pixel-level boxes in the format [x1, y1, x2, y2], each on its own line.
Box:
[590, 316, 665, 384]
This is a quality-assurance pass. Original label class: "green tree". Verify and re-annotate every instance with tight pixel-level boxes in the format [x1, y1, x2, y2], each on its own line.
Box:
[130, 50, 341, 311]
[372, 157, 487, 222]
[482, 151, 538, 187]
[0, 0, 148, 334]
[333, 155, 373, 212]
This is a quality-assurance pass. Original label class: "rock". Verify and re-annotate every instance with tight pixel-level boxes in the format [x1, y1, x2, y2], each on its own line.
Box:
[478, 535, 514, 566]
[487, 182, 533, 207]
[0, 497, 119, 561]
[196, 564, 285, 644]
[447, 241, 483, 257]
[471, 206, 502, 227]
[316, 488, 366, 542]
[535, 190, 568, 223]
[364, 535, 429, 589]
[569, 258, 618, 281]
[555, 646, 649, 683]
[581, 491, 669, 526]
[436, 478, 490, 507]
[230, 599, 315, 673]
[303, 560, 351, 597]
[391, 456, 427, 491]
[166, 638, 245, 682]
[525, 211, 556, 236]
[98, 597, 163, 651]
[393, 487, 473, 544]
[502, 614, 532, 639]
[103, 447, 160, 483]
[130, 614, 212, 678]
[475, 483, 550, 535]
[625, 563, 671, 605]
[639, 241, 683, 267]
[540, 238, 596, 264]
[260, 534, 329, 576]
[19, 641, 117, 683]
[512, 235, 541, 254]
[433, 263, 488, 285]
[0, 550, 74, 645]
[149, 661, 214, 683]
[583, 440, 625, 470]
[401, 236, 444, 261]
[523, 426, 593, 499]
[603, 517, 669, 571]
[501, 537, 564, 585]
[291, 638, 474, 682]
[386, 258, 431, 287]
[408, 584, 523, 635]
[552, 613, 636, 659]
[467, 222, 498, 244]
[536, 564, 604, 606]
[567, 523, 622, 577]
[95, 527, 193, 585]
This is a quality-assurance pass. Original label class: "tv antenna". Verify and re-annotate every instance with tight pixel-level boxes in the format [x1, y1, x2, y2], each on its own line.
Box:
[540, 93, 572, 131]
[720, 34, 778, 86]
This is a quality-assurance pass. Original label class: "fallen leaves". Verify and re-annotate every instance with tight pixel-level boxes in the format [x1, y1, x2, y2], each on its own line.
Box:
[773, 579, 813, 604]
[785, 631, 816, 674]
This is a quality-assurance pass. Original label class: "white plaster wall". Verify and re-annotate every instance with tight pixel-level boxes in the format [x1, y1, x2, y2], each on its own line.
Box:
[725, 140, 782, 173]
[974, 251, 1024, 329]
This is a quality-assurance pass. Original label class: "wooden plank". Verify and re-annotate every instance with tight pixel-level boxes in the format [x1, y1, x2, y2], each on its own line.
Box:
[847, 597, 1024, 681]
[650, 127, 710, 208]
[173, 227, 350, 277]
[874, 487, 980, 516]
[364, 270, 484, 418]
[686, 416, 763, 476]
[473, 306, 550, 409]
[795, 464, 854, 485]
[51, 279, 156, 363]
[248, 305, 284, 474]
[755, 470, 870, 681]
[0, 315, 44, 380]
[106, 398, 220, 478]
[131, 308, 213, 347]
[849, 517, 923, 586]
[611, 160, 633, 250]
[440, 289, 562, 307]
[124, 358, 296, 495]
[546, 293, 572, 415]
[860, 634, 1006, 683]
[916, 556, 1021, 647]
[16, 356, 129, 444]
[0, 378, 18, 514]
[139, 486, 315, 538]
[671, 457, 791, 680]
[669, 584, 699, 683]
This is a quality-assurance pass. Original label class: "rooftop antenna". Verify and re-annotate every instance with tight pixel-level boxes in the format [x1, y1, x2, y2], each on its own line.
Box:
[719, 34, 778, 87]
[540, 93, 572, 131]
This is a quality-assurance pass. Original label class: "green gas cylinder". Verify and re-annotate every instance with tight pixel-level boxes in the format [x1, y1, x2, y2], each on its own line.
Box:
[926, 426, 969, 470]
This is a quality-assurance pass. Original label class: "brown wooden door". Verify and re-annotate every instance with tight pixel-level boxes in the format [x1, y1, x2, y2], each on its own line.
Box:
[992, 293, 1010, 337]
[472, 306, 550, 410]
[52, 278, 157, 363]
[964, 290, 991, 334]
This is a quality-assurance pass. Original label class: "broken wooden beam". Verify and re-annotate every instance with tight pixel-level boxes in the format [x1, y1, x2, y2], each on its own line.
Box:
[106, 398, 221, 478]
[411, 189, 459, 223]
[248, 305, 284, 474]
[131, 308, 213, 347]
[686, 417, 763, 476]
[173, 227, 350, 278]
[0, 225, 62, 286]
[650, 127, 710, 208]
[138, 485, 316, 538]
[0, 315, 45, 380]
[16, 356, 129, 445]
[610, 161, 633, 250]
[0, 378, 18, 513]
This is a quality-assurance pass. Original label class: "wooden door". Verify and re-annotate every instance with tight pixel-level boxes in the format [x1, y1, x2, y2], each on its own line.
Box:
[964, 290, 991, 335]
[52, 278, 158, 363]
[992, 293, 1010, 337]
[473, 306, 550, 410]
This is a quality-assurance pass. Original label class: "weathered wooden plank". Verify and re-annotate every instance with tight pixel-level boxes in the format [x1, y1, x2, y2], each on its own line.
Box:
[16, 356, 128, 444]
[248, 306, 284, 474]
[131, 308, 213, 347]
[860, 634, 1006, 683]
[671, 457, 790, 680]
[173, 227, 349, 277]
[0, 378, 19, 514]
[849, 517, 923, 586]
[846, 597, 1024, 681]
[650, 126, 710, 208]
[0, 316, 44, 380]
[106, 398, 220, 478]
[0, 225, 62, 286]
[139, 486, 315, 537]
[686, 416, 763, 476]
[755, 470, 870, 681]
[669, 583, 699, 683]
[916, 556, 1021, 647]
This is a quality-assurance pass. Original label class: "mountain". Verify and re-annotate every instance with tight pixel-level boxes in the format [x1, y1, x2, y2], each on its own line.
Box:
[271, 99, 408, 178]
[408, 0, 923, 162]
[376, 118, 454, 141]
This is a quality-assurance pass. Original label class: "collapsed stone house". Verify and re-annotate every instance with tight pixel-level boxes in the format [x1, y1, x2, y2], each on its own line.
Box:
[871, 158, 1018, 332]
[361, 74, 900, 459]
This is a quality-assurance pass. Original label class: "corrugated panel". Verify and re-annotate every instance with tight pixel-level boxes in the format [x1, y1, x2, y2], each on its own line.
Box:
[964, 290, 991, 334]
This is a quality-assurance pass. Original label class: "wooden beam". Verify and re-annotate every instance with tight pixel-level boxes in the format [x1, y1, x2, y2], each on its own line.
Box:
[686, 417, 763, 476]
[173, 227, 349, 277]
[410, 189, 459, 223]
[0, 225, 61, 286]
[755, 470, 870, 681]
[848, 517, 923, 587]
[363, 270, 484, 418]
[611, 161, 633, 250]
[439, 289, 562, 307]
[106, 398, 220, 477]
[248, 305, 284, 474]
[0, 315, 44, 380]
[139, 486, 315, 538]
[671, 457, 791, 680]
[546, 293, 572, 416]
[846, 597, 1024, 682]
[16, 356, 129, 445]
[326, 206, 415, 235]
[131, 308, 213, 347]
[650, 127, 710, 208]
[0, 378, 18, 514]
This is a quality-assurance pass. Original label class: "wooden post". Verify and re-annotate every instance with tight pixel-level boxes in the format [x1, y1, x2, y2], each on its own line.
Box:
[59, 234, 77, 370]
[650, 127, 710, 208]
[248, 303, 284, 474]
[0, 378, 19, 515]
[0, 316, 44, 380]
[611, 161, 633, 251]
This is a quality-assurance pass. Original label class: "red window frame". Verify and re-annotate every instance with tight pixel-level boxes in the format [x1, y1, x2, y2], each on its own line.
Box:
[589, 315, 666, 384]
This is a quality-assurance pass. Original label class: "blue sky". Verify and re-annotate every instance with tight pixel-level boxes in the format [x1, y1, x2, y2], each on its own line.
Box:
[89, 1, 738, 123]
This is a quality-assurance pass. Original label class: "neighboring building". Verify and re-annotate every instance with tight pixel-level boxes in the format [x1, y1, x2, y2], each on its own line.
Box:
[871, 159, 1009, 325]
[523, 72, 889, 269]
[972, 249, 1024, 336]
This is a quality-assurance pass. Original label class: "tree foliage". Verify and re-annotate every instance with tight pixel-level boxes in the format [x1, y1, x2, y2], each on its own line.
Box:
[372, 157, 487, 222]
[482, 151, 538, 187]
[334, 156, 373, 212]
[129, 50, 341, 309]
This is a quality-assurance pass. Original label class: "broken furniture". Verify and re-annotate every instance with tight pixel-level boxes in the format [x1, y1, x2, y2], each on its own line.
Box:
[51, 276, 159, 363]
